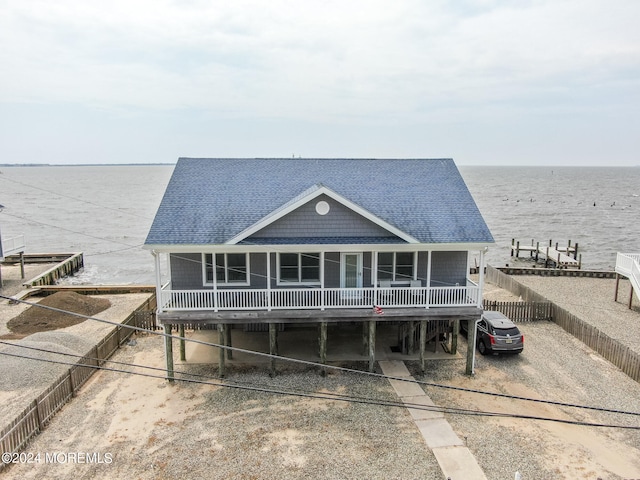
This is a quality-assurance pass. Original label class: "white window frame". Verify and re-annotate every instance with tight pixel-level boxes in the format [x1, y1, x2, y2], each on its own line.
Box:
[276, 252, 322, 286]
[376, 252, 416, 282]
[202, 253, 250, 286]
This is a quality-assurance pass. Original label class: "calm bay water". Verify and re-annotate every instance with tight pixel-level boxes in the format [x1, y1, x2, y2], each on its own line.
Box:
[0, 164, 638, 284]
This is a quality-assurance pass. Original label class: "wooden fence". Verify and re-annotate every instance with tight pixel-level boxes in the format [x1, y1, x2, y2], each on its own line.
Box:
[486, 265, 640, 383]
[482, 300, 552, 322]
[0, 294, 156, 467]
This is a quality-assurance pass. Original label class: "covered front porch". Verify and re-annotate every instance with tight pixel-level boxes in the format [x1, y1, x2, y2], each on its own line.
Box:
[154, 246, 487, 313]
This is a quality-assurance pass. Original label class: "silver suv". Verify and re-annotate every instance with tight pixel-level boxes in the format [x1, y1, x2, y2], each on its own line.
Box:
[476, 311, 524, 355]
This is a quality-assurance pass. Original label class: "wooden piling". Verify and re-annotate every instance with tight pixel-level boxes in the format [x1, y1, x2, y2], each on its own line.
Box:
[164, 324, 174, 382]
[218, 323, 226, 378]
[419, 319, 427, 374]
[362, 321, 369, 356]
[179, 324, 186, 361]
[368, 320, 376, 372]
[269, 323, 278, 376]
[319, 321, 327, 376]
[615, 273, 620, 302]
[465, 318, 477, 376]
[226, 326, 233, 360]
[19, 251, 25, 279]
[408, 321, 415, 353]
[451, 318, 459, 355]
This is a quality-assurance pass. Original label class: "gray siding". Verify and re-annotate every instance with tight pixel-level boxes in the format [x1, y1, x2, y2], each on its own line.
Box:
[430, 251, 468, 286]
[169, 250, 470, 290]
[170, 253, 203, 289]
[249, 194, 397, 240]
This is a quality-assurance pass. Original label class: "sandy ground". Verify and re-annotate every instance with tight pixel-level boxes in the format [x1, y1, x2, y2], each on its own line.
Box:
[1, 263, 640, 479]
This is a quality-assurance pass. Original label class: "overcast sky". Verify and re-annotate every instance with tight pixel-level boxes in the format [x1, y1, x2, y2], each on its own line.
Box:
[1, 0, 638, 166]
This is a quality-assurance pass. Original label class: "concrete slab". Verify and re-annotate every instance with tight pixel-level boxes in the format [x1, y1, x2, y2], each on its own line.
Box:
[378, 359, 411, 377]
[432, 445, 487, 480]
[415, 418, 464, 448]
[400, 395, 444, 421]
[388, 378, 427, 397]
[184, 324, 455, 365]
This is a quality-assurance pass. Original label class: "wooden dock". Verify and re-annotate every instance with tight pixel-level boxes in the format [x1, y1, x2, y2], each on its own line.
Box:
[511, 239, 581, 269]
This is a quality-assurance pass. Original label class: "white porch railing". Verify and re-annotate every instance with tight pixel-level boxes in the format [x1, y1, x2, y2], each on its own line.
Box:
[159, 283, 480, 312]
[616, 253, 640, 302]
[0, 234, 25, 258]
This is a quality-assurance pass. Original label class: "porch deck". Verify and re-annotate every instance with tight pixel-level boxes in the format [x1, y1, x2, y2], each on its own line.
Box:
[157, 305, 483, 325]
[157, 284, 481, 319]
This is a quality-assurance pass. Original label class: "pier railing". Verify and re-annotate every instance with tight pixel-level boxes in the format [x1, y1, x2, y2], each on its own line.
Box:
[158, 283, 480, 312]
[0, 234, 25, 258]
[616, 253, 640, 301]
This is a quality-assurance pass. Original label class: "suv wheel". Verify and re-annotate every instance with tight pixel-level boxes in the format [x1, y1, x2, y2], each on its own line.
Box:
[478, 340, 489, 356]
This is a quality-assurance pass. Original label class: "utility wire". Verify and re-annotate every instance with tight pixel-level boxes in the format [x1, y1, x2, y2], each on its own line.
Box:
[0, 174, 154, 220]
[2, 293, 639, 421]
[0, 340, 501, 419]
[1, 347, 638, 430]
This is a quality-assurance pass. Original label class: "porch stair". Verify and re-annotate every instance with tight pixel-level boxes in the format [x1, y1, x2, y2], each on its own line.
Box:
[398, 320, 451, 354]
[379, 361, 487, 480]
[615, 253, 640, 308]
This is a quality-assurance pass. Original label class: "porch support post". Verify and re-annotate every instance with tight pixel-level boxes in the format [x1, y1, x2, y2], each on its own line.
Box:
[372, 251, 378, 285]
[269, 323, 278, 377]
[368, 320, 376, 372]
[218, 323, 226, 378]
[629, 285, 635, 310]
[451, 318, 459, 355]
[179, 324, 186, 361]
[213, 254, 219, 312]
[419, 320, 427, 374]
[164, 324, 174, 382]
[320, 251, 325, 310]
[319, 321, 328, 376]
[477, 248, 486, 308]
[426, 251, 432, 309]
[614, 273, 620, 302]
[266, 252, 272, 311]
[153, 251, 163, 313]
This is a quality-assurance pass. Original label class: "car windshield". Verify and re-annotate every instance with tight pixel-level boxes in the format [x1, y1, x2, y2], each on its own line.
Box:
[493, 327, 520, 336]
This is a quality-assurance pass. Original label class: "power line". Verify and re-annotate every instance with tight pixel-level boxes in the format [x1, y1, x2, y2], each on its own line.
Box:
[0, 174, 153, 221]
[2, 293, 639, 422]
[0, 211, 140, 248]
[1, 345, 638, 430]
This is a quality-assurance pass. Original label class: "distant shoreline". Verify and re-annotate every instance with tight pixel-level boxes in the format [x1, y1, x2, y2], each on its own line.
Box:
[0, 163, 176, 167]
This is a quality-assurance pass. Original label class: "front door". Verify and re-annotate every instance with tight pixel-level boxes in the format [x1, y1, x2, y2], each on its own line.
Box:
[341, 252, 363, 289]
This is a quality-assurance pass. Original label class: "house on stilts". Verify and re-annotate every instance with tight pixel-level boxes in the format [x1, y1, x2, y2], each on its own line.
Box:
[144, 158, 494, 376]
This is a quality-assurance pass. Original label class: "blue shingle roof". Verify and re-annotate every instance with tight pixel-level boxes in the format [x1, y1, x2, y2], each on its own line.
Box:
[145, 158, 494, 246]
